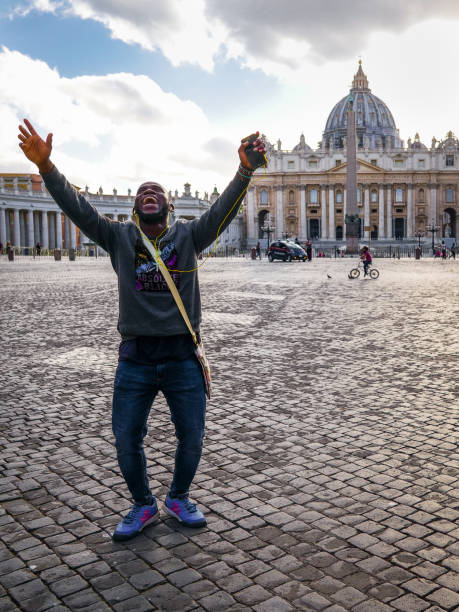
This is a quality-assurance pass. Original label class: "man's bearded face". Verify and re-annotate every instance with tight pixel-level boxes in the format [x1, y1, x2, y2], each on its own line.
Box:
[134, 182, 170, 224]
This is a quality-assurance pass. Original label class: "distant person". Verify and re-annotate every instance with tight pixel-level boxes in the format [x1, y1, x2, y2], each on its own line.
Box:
[441, 245, 447, 260]
[360, 245, 372, 276]
[0, 241, 3, 254]
[256, 241, 261, 259]
[5, 241, 11, 255]
[450, 243, 456, 260]
[18, 117, 266, 541]
[35, 242, 41, 256]
[306, 241, 312, 261]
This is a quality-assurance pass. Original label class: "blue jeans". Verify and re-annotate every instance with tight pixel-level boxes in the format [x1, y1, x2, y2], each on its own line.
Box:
[112, 358, 206, 505]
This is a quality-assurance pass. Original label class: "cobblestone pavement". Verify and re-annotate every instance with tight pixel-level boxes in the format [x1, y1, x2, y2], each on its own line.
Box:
[1, 257, 458, 612]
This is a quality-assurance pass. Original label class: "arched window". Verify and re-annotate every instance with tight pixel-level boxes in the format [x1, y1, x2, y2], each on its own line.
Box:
[395, 188, 403, 203]
[336, 191, 343, 203]
[260, 189, 268, 204]
[357, 187, 361, 202]
[446, 187, 454, 203]
[371, 190, 378, 203]
[310, 188, 318, 204]
[418, 188, 425, 203]
[288, 190, 294, 203]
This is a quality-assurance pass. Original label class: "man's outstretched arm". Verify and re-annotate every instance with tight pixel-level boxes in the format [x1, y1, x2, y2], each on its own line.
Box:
[191, 133, 266, 253]
[18, 119, 116, 252]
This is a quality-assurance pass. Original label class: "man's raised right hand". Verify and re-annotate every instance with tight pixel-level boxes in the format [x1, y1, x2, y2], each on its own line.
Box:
[18, 118, 54, 175]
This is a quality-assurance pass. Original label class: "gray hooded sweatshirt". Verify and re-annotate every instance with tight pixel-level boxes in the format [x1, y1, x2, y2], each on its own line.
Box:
[42, 166, 251, 339]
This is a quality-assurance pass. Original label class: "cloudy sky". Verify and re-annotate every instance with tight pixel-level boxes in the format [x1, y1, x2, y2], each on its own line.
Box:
[1, 0, 458, 195]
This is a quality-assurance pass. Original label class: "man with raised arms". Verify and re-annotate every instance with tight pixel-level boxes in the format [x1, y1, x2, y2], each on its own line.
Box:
[18, 118, 265, 540]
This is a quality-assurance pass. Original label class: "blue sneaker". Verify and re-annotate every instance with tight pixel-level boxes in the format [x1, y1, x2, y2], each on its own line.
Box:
[164, 495, 206, 528]
[112, 501, 160, 541]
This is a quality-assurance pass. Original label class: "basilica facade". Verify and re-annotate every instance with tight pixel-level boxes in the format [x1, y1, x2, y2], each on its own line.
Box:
[244, 62, 459, 247]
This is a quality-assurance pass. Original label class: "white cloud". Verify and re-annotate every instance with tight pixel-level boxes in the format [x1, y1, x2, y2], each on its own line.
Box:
[0, 47, 240, 194]
[19, 0, 459, 76]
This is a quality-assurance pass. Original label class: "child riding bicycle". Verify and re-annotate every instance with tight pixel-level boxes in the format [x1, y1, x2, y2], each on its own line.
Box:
[360, 245, 372, 276]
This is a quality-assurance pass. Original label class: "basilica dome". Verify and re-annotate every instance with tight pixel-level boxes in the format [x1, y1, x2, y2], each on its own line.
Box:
[322, 61, 402, 149]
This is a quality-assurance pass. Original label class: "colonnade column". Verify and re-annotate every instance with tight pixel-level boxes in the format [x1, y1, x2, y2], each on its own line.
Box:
[364, 185, 370, 240]
[14, 210, 20, 247]
[70, 221, 77, 249]
[378, 186, 385, 239]
[0, 209, 6, 245]
[299, 186, 307, 240]
[328, 185, 335, 240]
[56, 212, 63, 249]
[246, 189, 255, 241]
[276, 186, 283, 238]
[386, 186, 393, 239]
[407, 184, 414, 238]
[40, 211, 49, 248]
[27, 210, 34, 247]
[320, 185, 327, 239]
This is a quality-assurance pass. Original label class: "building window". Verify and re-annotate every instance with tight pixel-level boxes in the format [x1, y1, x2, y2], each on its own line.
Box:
[371, 190, 378, 202]
[336, 208, 342, 214]
[418, 159, 425, 168]
[395, 188, 404, 202]
[310, 189, 318, 204]
[446, 187, 454, 203]
[308, 160, 318, 168]
[418, 188, 425, 202]
[446, 155, 454, 167]
[288, 160, 295, 169]
[288, 189, 295, 203]
[394, 159, 404, 167]
[336, 191, 343, 203]
[371, 208, 377, 214]
[395, 208, 404, 213]
[335, 160, 341, 166]
[370, 159, 377, 165]
[357, 187, 361, 202]
[310, 210, 317, 214]
[260, 189, 268, 204]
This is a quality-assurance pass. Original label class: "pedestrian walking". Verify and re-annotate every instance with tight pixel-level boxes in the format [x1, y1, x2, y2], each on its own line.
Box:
[256, 241, 261, 259]
[18, 117, 266, 541]
[0, 241, 3, 255]
[450, 243, 456, 260]
[306, 240, 312, 261]
[35, 242, 41, 256]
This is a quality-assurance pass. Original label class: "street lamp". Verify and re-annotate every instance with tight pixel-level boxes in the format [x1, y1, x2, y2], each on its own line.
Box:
[262, 223, 274, 252]
[414, 231, 424, 248]
[426, 222, 440, 255]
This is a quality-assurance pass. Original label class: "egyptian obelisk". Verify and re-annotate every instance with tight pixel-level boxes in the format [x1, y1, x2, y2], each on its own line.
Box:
[345, 91, 359, 254]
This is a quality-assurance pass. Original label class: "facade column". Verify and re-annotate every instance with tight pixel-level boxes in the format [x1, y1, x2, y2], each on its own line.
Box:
[328, 185, 335, 240]
[299, 186, 307, 240]
[0, 208, 6, 246]
[343, 189, 347, 239]
[320, 185, 327, 239]
[276, 186, 283, 238]
[49, 213, 56, 248]
[407, 184, 414, 238]
[246, 189, 255, 241]
[20, 211, 26, 245]
[378, 186, 385, 239]
[364, 185, 370, 240]
[27, 210, 34, 247]
[14, 209, 20, 247]
[430, 184, 438, 240]
[41, 211, 49, 248]
[386, 186, 393, 238]
[56, 212, 63, 249]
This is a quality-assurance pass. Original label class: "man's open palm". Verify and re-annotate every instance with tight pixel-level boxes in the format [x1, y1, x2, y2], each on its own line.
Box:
[18, 119, 53, 172]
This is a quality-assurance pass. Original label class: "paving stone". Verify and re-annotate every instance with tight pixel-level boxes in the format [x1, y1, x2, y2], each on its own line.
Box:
[253, 595, 294, 611]
[426, 587, 459, 610]
[199, 590, 236, 611]
[330, 586, 367, 608]
[299, 591, 332, 610]
[391, 593, 430, 611]
[234, 584, 272, 605]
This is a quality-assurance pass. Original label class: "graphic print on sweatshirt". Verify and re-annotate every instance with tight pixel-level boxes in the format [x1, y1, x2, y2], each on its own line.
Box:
[135, 238, 180, 292]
